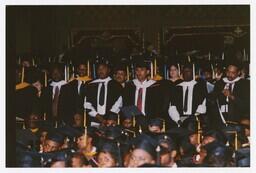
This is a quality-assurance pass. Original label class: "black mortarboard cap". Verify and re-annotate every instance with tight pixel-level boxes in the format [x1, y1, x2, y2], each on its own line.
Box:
[56, 125, 82, 140]
[182, 62, 193, 70]
[166, 127, 190, 144]
[148, 118, 164, 129]
[203, 130, 227, 145]
[101, 126, 123, 141]
[131, 134, 158, 160]
[120, 106, 143, 120]
[105, 111, 118, 121]
[156, 133, 177, 152]
[113, 63, 127, 73]
[41, 149, 73, 167]
[47, 131, 65, 144]
[135, 59, 150, 70]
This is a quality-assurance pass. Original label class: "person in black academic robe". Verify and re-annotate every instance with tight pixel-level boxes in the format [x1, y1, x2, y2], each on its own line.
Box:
[122, 61, 163, 120]
[41, 64, 66, 121]
[209, 62, 250, 128]
[113, 65, 127, 88]
[168, 63, 208, 127]
[15, 67, 43, 119]
[58, 63, 91, 124]
[160, 63, 183, 129]
[84, 62, 122, 127]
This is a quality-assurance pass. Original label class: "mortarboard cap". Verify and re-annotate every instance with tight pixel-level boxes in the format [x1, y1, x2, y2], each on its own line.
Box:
[47, 131, 65, 144]
[148, 118, 164, 129]
[135, 59, 150, 70]
[131, 134, 158, 160]
[203, 130, 227, 145]
[156, 133, 177, 152]
[120, 106, 143, 120]
[101, 126, 124, 142]
[104, 112, 118, 121]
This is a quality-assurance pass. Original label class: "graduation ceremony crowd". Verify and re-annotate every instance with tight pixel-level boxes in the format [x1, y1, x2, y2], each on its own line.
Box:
[15, 50, 250, 168]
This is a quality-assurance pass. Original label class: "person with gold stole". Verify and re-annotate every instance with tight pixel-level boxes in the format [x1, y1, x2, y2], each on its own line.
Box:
[41, 63, 66, 122]
[75, 127, 98, 167]
[58, 61, 92, 124]
[15, 67, 43, 119]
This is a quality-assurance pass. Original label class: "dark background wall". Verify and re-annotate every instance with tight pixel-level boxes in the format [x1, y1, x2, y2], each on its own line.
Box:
[7, 5, 249, 57]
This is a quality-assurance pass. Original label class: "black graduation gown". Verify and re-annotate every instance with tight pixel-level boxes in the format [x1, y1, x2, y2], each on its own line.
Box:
[41, 85, 64, 121]
[58, 80, 89, 124]
[86, 79, 122, 124]
[160, 79, 183, 129]
[210, 78, 250, 125]
[15, 85, 39, 119]
[122, 80, 163, 119]
[172, 80, 208, 116]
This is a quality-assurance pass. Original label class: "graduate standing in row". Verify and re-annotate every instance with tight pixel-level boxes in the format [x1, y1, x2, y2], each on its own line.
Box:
[84, 61, 123, 127]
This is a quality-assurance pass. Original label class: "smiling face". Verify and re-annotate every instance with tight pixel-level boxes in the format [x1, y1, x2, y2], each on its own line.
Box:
[97, 152, 117, 167]
[51, 68, 63, 82]
[76, 134, 92, 150]
[183, 67, 193, 81]
[97, 64, 110, 79]
[43, 139, 60, 153]
[226, 65, 240, 81]
[114, 70, 127, 84]
[77, 64, 87, 77]
[135, 67, 149, 82]
[128, 149, 155, 167]
[122, 119, 132, 128]
[169, 65, 179, 79]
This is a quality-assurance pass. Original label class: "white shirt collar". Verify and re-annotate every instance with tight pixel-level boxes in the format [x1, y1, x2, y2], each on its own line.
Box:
[133, 79, 156, 88]
[50, 80, 66, 87]
[223, 77, 241, 84]
[178, 80, 197, 87]
[90, 76, 112, 84]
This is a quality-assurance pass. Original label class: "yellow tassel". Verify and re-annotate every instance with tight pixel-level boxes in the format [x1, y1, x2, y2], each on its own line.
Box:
[21, 67, 25, 83]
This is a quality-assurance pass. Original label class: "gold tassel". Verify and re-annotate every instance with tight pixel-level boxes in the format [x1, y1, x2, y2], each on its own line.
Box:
[154, 58, 157, 76]
[163, 119, 166, 133]
[22, 122, 26, 129]
[235, 132, 238, 150]
[126, 66, 130, 81]
[32, 58, 35, 67]
[133, 115, 136, 127]
[67, 65, 70, 82]
[21, 67, 25, 83]
[44, 71, 47, 87]
[87, 60, 90, 77]
[43, 113, 47, 121]
[117, 114, 120, 125]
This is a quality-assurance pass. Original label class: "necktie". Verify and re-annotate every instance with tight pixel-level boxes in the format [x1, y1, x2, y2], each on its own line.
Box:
[183, 86, 189, 112]
[99, 82, 105, 106]
[52, 86, 60, 118]
[137, 88, 143, 112]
